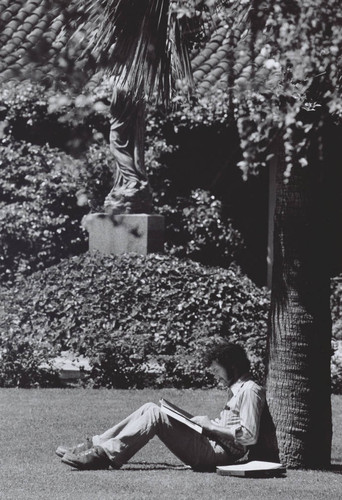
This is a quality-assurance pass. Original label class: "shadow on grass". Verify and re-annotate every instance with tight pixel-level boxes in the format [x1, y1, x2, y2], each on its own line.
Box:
[66, 462, 190, 472]
[122, 461, 190, 471]
[120, 462, 224, 473]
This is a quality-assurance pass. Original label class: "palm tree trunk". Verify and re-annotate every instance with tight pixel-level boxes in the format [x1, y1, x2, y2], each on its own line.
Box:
[266, 138, 332, 468]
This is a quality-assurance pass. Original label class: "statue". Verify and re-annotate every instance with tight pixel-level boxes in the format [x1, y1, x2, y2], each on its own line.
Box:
[82, 81, 164, 257]
[104, 84, 153, 215]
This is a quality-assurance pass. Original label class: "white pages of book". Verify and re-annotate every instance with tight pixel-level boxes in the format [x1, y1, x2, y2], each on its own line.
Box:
[216, 461, 286, 477]
[159, 399, 203, 434]
[218, 461, 284, 471]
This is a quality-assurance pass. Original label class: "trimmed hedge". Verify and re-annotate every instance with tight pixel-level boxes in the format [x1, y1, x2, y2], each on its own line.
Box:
[0, 253, 269, 388]
[1, 254, 342, 390]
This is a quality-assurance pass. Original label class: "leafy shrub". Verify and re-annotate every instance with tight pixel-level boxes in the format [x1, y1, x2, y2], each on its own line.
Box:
[77, 143, 114, 212]
[0, 253, 270, 388]
[0, 325, 60, 388]
[145, 107, 248, 272]
[2, 254, 342, 390]
[0, 81, 110, 154]
[0, 138, 88, 283]
[156, 189, 245, 268]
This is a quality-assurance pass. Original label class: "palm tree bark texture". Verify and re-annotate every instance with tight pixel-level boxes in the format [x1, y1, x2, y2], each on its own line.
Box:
[266, 131, 334, 468]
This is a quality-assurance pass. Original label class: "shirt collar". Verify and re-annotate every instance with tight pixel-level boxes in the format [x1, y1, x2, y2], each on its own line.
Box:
[229, 372, 251, 396]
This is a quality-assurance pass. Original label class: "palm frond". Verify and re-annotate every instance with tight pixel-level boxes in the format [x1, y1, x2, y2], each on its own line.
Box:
[74, 0, 196, 102]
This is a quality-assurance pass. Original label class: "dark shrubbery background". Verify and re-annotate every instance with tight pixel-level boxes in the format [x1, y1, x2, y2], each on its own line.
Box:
[0, 81, 260, 284]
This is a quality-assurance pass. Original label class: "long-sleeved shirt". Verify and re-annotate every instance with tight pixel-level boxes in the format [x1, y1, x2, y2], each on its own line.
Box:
[212, 374, 265, 454]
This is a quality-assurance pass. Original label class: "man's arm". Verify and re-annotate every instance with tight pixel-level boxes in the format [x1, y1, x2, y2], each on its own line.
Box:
[191, 416, 237, 442]
[192, 386, 265, 446]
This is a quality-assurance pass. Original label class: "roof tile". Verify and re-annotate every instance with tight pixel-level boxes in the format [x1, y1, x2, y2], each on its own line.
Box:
[0, 2, 231, 97]
[211, 67, 224, 79]
[0, 0, 11, 14]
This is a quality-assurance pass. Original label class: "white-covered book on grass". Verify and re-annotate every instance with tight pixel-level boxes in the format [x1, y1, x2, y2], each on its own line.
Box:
[159, 398, 203, 434]
[216, 460, 286, 477]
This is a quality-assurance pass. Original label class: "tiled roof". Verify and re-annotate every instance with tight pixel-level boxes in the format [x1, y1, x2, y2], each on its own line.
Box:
[191, 23, 230, 97]
[0, 0, 88, 86]
[0, 1, 229, 96]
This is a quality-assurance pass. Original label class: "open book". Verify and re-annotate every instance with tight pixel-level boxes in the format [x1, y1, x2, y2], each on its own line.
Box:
[216, 460, 286, 477]
[159, 399, 203, 434]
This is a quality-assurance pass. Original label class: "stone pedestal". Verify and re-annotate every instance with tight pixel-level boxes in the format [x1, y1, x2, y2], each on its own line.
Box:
[83, 213, 164, 255]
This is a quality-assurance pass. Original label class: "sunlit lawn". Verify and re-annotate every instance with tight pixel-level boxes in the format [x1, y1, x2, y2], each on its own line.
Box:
[0, 389, 341, 500]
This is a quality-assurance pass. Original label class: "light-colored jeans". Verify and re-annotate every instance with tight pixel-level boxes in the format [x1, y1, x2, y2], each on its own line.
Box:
[92, 402, 243, 469]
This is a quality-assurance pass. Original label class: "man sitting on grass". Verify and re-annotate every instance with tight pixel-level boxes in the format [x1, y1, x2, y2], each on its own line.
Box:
[56, 341, 265, 470]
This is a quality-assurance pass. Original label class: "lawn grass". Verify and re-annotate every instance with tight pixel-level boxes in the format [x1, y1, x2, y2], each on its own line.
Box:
[0, 389, 341, 500]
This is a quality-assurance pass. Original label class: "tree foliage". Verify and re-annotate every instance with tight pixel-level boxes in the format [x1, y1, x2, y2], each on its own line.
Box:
[57, 0, 341, 179]
[161, 0, 342, 179]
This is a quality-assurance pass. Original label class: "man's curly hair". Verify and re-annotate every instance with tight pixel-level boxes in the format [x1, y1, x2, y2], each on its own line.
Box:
[204, 340, 250, 374]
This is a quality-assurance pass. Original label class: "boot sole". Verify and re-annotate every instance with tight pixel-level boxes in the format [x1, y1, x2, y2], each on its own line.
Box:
[61, 455, 110, 470]
[55, 441, 92, 459]
[61, 456, 85, 469]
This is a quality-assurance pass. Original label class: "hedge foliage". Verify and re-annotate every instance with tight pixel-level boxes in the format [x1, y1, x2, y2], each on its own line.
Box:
[0, 138, 90, 283]
[0, 253, 270, 388]
[155, 189, 245, 268]
[0, 81, 110, 154]
[1, 254, 342, 391]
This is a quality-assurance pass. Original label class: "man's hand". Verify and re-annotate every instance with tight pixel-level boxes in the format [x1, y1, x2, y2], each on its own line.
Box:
[191, 415, 212, 432]
[191, 415, 237, 443]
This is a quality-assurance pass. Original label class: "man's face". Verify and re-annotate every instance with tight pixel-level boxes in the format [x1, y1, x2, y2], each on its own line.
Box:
[210, 360, 235, 387]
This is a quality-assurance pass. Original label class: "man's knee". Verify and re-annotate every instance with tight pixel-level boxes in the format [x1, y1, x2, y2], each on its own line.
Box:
[140, 402, 159, 413]
[141, 402, 165, 423]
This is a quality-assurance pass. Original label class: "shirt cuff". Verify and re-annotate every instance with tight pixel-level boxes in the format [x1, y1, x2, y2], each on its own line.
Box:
[234, 426, 243, 442]
[234, 425, 255, 446]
